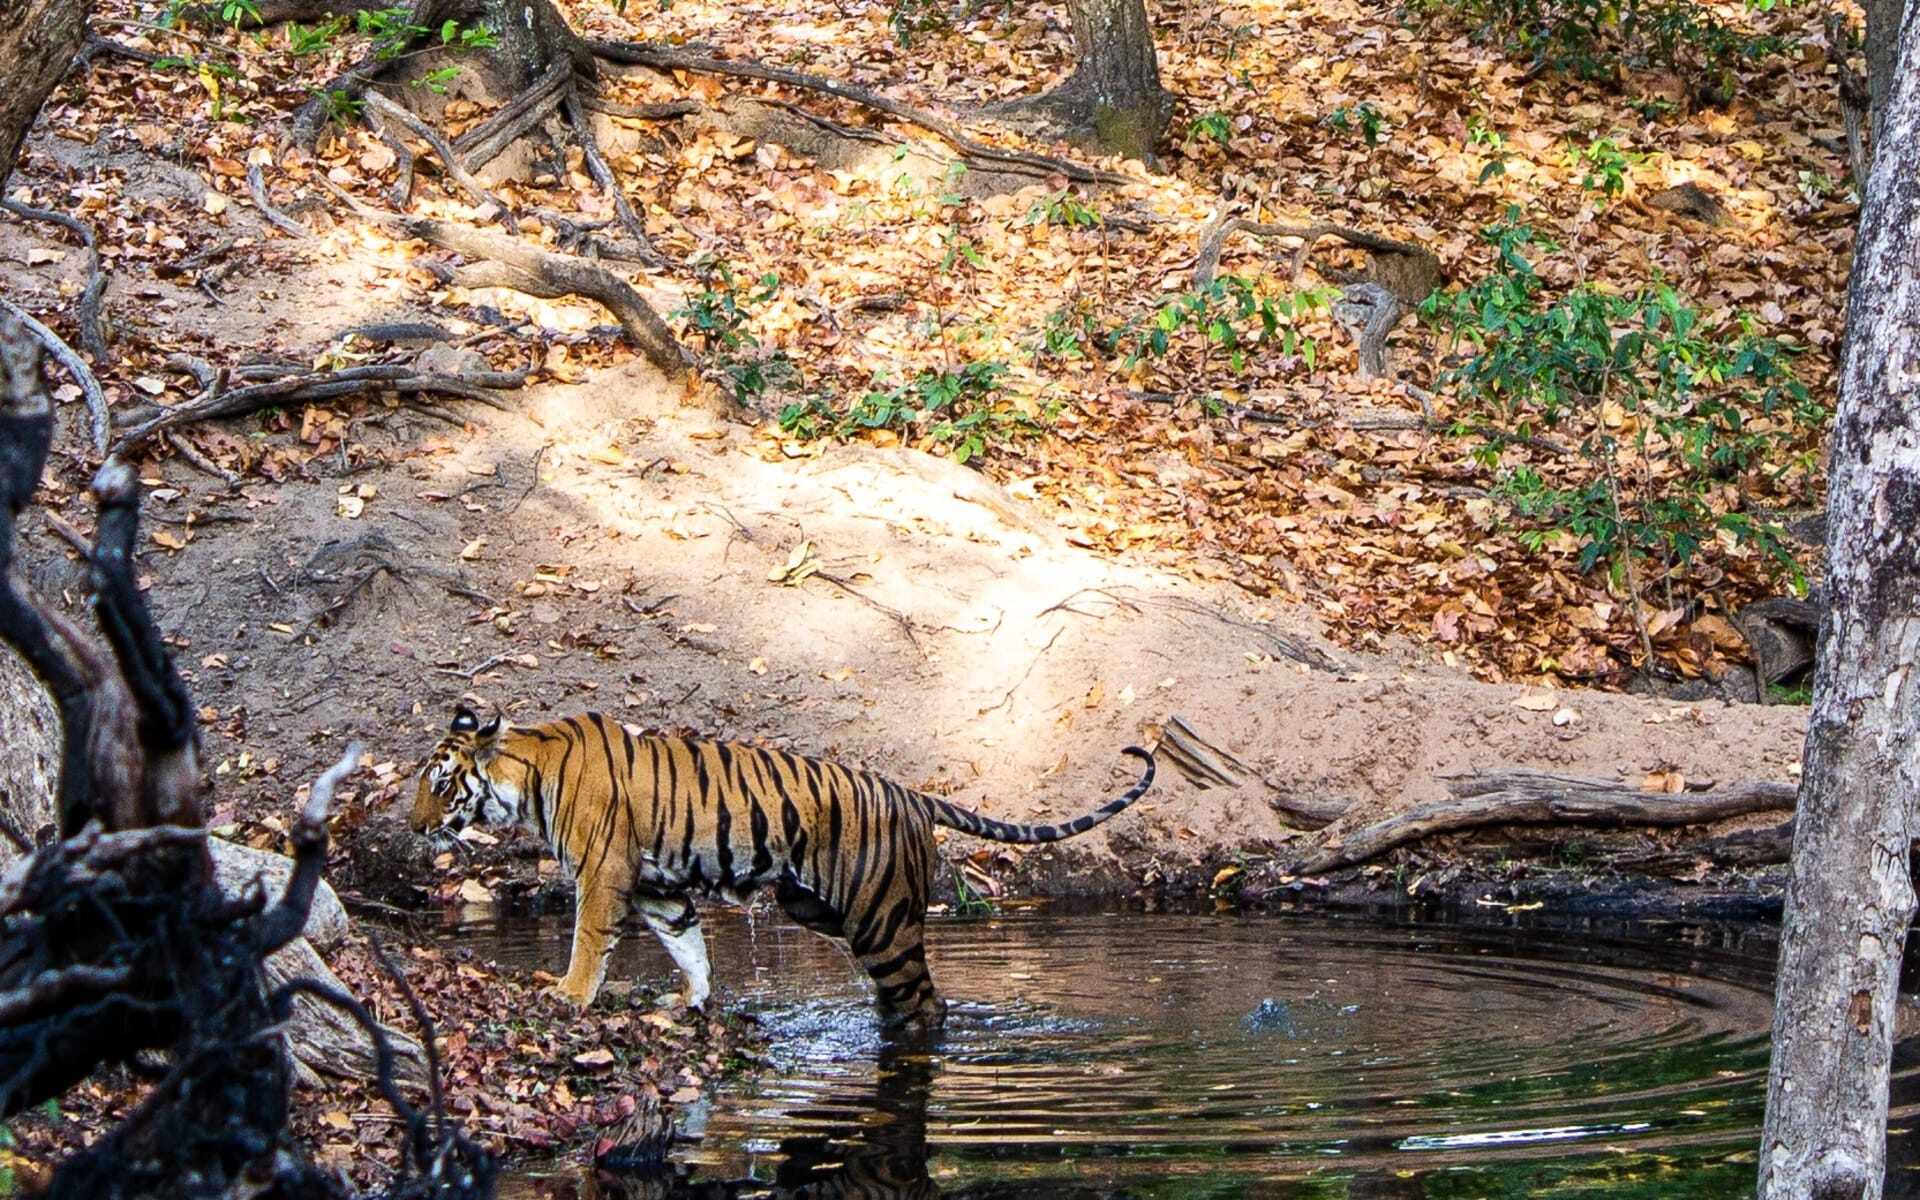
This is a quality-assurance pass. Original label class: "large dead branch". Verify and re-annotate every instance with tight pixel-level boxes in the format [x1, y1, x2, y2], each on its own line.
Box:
[1290, 770, 1797, 874]
[0, 316, 494, 1199]
[590, 41, 1134, 186]
[1155, 714, 1348, 830]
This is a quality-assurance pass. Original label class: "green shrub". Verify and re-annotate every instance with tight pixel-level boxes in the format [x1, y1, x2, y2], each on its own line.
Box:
[779, 361, 1034, 465]
[1405, 0, 1785, 99]
[1422, 211, 1822, 585]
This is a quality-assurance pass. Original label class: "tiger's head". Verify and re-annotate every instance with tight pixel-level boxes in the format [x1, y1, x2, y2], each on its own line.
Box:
[411, 705, 519, 836]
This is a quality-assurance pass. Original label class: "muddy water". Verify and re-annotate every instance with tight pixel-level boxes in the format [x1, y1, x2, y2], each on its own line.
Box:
[463, 907, 1920, 1198]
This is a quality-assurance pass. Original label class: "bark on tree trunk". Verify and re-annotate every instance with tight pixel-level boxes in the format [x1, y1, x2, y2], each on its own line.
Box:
[1756, 2, 1920, 1192]
[0, 0, 90, 192]
[989, 0, 1170, 161]
[0, 647, 60, 850]
[1867, 0, 1907, 146]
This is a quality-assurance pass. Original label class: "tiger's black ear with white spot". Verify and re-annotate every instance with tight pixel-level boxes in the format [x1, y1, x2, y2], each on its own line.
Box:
[450, 705, 480, 734]
[476, 709, 502, 740]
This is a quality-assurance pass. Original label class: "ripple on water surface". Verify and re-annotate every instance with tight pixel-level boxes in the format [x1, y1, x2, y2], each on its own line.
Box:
[461, 908, 1920, 1198]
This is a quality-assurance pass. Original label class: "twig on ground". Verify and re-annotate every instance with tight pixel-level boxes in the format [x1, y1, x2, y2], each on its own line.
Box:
[163, 432, 239, 488]
[977, 628, 1062, 716]
[1192, 213, 1431, 290]
[506, 444, 547, 514]
[0, 298, 108, 455]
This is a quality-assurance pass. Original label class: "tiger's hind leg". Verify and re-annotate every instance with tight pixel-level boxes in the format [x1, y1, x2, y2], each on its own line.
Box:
[633, 893, 712, 1010]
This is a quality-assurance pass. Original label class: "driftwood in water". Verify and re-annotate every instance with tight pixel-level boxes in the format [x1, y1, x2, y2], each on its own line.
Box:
[1290, 770, 1798, 874]
[1154, 714, 1347, 830]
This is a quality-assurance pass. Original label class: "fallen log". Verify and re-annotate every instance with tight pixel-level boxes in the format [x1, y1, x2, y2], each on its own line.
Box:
[1290, 770, 1798, 874]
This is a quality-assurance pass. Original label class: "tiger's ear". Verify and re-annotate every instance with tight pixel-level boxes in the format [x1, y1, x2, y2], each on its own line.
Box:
[450, 705, 480, 734]
[475, 708, 503, 742]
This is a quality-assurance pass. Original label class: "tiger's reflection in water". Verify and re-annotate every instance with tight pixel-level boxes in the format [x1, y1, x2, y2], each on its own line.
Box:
[518, 1037, 1119, 1200]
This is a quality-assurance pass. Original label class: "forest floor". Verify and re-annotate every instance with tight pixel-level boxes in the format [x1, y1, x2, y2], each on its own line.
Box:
[0, 0, 1854, 1179]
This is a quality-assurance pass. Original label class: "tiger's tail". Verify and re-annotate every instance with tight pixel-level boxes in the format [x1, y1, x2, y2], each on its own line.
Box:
[925, 746, 1156, 844]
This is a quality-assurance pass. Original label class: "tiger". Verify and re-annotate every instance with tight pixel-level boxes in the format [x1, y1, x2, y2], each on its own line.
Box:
[410, 706, 1155, 1026]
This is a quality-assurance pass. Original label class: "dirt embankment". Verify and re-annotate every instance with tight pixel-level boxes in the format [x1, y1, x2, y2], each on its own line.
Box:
[37, 326, 1808, 915]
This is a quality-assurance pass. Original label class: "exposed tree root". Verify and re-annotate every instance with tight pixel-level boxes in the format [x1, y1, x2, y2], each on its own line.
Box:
[362, 91, 519, 231]
[0, 297, 107, 456]
[0, 200, 108, 365]
[1290, 770, 1797, 875]
[1192, 212, 1441, 303]
[392, 211, 688, 374]
[589, 41, 1134, 186]
[453, 61, 570, 172]
[247, 160, 314, 239]
[114, 357, 526, 452]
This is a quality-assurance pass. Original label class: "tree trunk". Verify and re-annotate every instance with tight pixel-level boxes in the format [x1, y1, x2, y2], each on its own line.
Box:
[1867, 0, 1907, 146]
[1756, 2, 1920, 1192]
[0, 0, 90, 191]
[988, 0, 1170, 161]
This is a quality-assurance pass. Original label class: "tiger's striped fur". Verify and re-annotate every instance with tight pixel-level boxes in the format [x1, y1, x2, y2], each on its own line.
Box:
[411, 707, 1155, 1025]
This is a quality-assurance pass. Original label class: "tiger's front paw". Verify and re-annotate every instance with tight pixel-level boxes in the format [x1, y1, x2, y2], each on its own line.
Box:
[543, 982, 595, 1010]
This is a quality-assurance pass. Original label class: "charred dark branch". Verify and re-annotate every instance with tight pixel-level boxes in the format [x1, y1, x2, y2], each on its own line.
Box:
[254, 745, 359, 954]
[88, 461, 201, 828]
[0, 321, 97, 832]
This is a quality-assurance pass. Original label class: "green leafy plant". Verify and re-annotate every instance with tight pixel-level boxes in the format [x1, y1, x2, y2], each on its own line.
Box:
[1119, 274, 1332, 376]
[1186, 111, 1233, 148]
[1022, 189, 1102, 230]
[888, 0, 955, 45]
[1569, 134, 1639, 201]
[1030, 300, 1111, 365]
[1323, 101, 1388, 146]
[220, 0, 261, 27]
[672, 261, 787, 404]
[1467, 115, 1513, 183]
[1421, 211, 1822, 592]
[779, 360, 1035, 465]
[321, 88, 364, 124]
[286, 15, 347, 54]
[949, 866, 995, 915]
